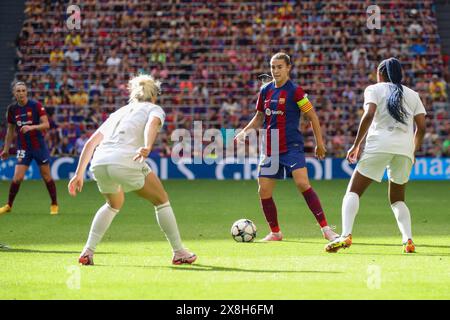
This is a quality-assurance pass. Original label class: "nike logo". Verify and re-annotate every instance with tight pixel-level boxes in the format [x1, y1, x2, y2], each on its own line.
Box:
[290, 163, 297, 168]
[42, 159, 48, 163]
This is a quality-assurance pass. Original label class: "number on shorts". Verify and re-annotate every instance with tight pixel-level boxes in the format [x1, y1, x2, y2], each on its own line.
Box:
[16, 150, 26, 159]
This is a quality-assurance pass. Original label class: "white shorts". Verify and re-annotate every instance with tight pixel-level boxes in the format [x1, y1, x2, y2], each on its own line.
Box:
[90, 163, 152, 194]
[356, 153, 413, 184]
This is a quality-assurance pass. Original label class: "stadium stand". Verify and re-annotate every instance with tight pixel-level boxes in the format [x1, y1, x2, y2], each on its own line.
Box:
[3, 0, 450, 158]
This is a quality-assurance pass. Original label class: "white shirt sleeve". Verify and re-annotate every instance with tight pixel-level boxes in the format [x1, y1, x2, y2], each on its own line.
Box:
[363, 85, 379, 111]
[148, 106, 166, 130]
[414, 93, 427, 116]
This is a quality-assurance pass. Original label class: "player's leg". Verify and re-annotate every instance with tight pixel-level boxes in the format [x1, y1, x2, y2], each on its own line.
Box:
[325, 170, 373, 252]
[387, 156, 415, 253]
[291, 167, 338, 240]
[79, 165, 123, 265]
[135, 172, 196, 264]
[38, 164, 58, 214]
[79, 191, 124, 266]
[0, 164, 28, 214]
[258, 177, 283, 241]
[326, 154, 389, 252]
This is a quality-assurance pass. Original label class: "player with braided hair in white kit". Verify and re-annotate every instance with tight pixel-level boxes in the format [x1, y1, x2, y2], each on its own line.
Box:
[68, 74, 197, 265]
[325, 58, 426, 254]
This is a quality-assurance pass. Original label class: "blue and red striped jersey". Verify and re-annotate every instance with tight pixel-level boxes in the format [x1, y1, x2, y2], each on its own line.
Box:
[6, 99, 48, 151]
[255, 80, 314, 155]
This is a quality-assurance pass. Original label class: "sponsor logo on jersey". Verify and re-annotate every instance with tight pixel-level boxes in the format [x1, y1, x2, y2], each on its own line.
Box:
[265, 109, 285, 116]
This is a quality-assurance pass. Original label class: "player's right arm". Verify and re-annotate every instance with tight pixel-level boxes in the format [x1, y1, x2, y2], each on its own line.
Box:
[235, 88, 266, 143]
[2, 105, 17, 160]
[235, 111, 265, 143]
[1, 123, 16, 160]
[347, 102, 376, 164]
[68, 130, 104, 196]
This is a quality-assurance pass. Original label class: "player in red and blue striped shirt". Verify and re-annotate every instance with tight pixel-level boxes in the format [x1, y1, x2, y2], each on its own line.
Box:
[0, 82, 58, 215]
[235, 53, 338, 242]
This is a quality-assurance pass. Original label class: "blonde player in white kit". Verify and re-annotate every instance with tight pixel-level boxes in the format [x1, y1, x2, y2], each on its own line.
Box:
[68, 74, 197, 265]
[325, 58, 426, 254]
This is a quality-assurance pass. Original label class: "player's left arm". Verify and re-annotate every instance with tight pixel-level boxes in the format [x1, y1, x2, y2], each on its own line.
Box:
[295, 86, 326, 159]
[133, 116, 162, 163]
[20, 114, 50, 134]
[304, 109, 326, 160]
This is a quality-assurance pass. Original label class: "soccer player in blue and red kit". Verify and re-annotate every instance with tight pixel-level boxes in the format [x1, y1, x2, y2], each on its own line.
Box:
[235, 53, 338, 241]
[0, 82, 58, 215]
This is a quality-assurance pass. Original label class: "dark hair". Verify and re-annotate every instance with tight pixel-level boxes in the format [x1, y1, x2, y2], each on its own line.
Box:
[378, 58, 408, 124]
[270, 52, 291, 66]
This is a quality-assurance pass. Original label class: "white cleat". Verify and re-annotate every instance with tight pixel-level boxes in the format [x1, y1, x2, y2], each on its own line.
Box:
[172, 249, 197, 265]
[321, 226, 340, 241]
[260, 231, 283, 242]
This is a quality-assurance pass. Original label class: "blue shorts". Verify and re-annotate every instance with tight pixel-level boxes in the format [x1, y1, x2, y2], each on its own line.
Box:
[258, 149, 306, 179]
[16, 148, 50, 166]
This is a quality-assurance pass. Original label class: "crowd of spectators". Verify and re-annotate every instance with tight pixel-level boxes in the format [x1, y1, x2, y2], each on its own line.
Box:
[3, 0, 449, 158]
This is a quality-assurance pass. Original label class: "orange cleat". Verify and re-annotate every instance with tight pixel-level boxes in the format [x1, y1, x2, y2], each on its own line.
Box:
[79, 248, 94, 265]
[0, 204, 11, 216]
[50, 204, 59, 215]
[403, 239, 416, 254]
[325, 234, 352, 253]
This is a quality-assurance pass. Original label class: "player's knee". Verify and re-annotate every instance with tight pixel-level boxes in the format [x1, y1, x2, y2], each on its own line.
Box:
[258, 186, 272, 198]
[42, 176, 53, 183]
[12, 176, 24, 184]
[107, 198, 124, 211]
[106, 202, 121, 212]
[295, 181, 310, 192]
[153, 191, 169, 206]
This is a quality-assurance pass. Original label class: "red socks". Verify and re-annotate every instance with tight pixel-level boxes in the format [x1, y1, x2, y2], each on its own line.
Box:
[45, 180, 58, 205]
[8, 182, 21, 207]
[260, 197, 280, 233]
[302, 187, 328, 228]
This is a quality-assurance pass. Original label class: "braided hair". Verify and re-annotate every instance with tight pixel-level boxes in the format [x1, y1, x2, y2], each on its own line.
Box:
[378, 58, 409, 124]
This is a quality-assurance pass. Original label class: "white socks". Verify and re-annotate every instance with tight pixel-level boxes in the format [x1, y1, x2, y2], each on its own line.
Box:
[341, 192, 360, 237]
[155, 202, 184, 252]
[85, 203, 119, 252]
[391, 201, 413, 243]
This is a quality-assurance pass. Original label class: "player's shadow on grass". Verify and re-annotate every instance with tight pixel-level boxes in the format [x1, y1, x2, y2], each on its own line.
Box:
[0, 248, 116, 255]
[288, 240, 450, 250]
[93, 263, 343, 274]
[167, 264, 343, 274]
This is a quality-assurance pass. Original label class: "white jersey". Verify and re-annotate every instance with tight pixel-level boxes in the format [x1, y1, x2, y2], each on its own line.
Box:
[91, 101, 165, 169]
[363, 82, 426, 161]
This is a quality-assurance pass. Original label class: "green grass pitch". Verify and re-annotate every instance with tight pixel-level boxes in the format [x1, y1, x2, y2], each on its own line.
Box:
[0, 179, 449, 299]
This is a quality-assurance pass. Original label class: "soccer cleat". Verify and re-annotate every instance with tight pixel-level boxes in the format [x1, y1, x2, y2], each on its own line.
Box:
[172, 249, 197, 265]
[403, 239, 416, 254]
[260, 231, 283, 242]
[321, 225, 339, 241]
[78, 248, 94, 266]
[50, 204, 59, 215]
[325, 234, 352, 253]
[0, 204, 11, 215]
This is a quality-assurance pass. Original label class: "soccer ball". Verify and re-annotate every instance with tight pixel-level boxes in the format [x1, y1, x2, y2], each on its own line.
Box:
[231, 219, 257, 242]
